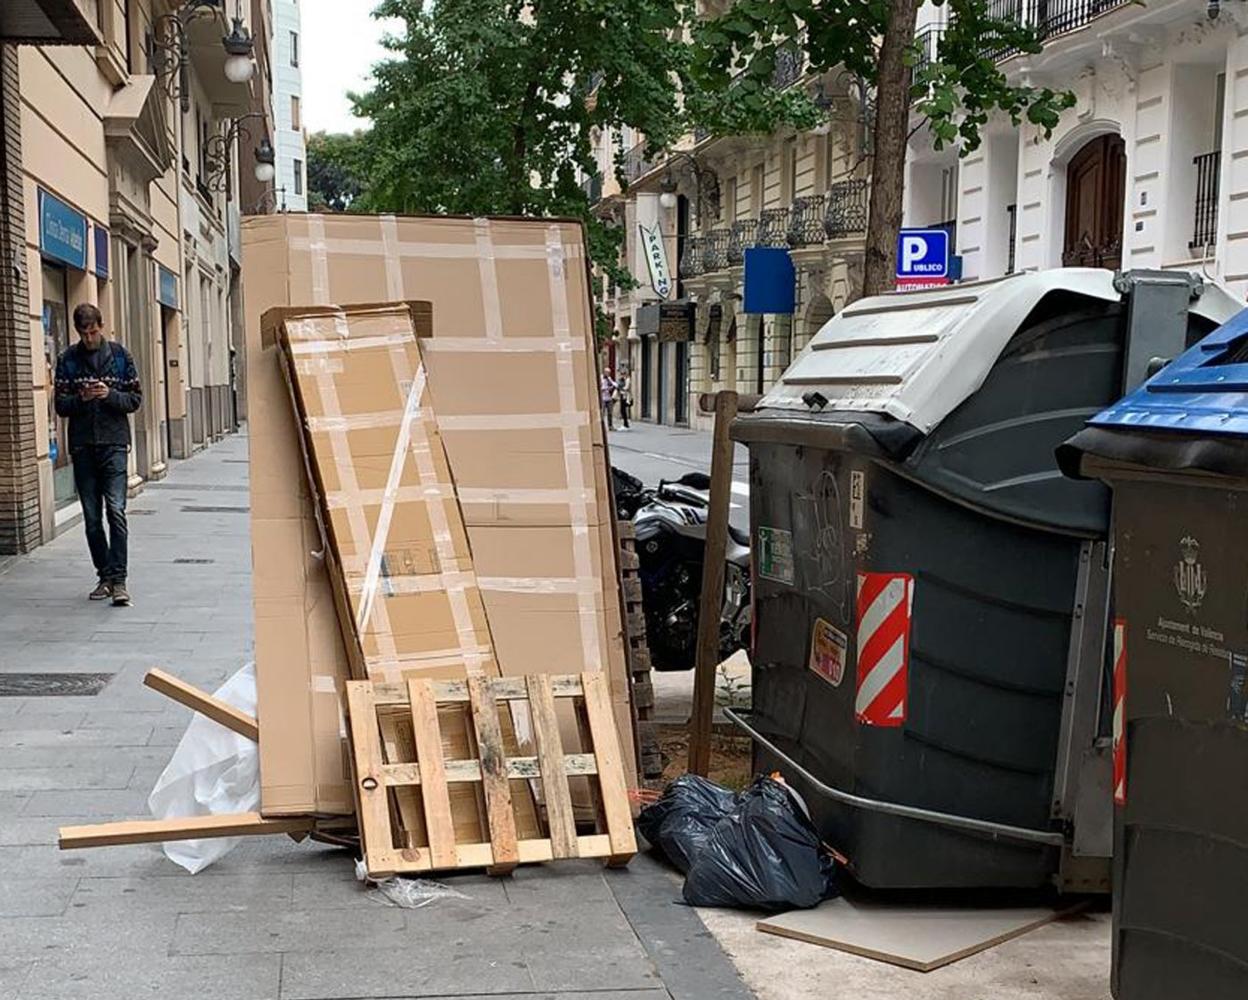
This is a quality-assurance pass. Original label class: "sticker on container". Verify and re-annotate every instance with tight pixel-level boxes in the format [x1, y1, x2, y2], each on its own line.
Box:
[854, 572, 915, 727]
[849, 470, 865, 530]
[757, 526, 795, 585]
[1112, 618, 1127, 806]
[809, 618, 848, 687]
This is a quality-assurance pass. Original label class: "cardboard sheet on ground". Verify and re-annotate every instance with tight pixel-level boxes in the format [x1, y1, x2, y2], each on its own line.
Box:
[756, 896, 1077, 972]
[241, 213, 633, 817]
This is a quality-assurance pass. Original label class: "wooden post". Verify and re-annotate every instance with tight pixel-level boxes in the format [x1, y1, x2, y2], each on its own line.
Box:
[688, 390, 738, 777]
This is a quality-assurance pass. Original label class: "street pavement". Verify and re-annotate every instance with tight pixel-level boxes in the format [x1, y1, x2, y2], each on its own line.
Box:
[0, 432, 752, 1000]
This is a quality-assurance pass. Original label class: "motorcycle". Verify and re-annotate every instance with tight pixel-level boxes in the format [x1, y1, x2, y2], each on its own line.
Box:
[615, 468, 752, 671]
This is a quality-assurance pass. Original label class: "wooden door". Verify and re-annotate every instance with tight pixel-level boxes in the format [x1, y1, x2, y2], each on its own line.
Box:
[1063, 134, 1126, 269]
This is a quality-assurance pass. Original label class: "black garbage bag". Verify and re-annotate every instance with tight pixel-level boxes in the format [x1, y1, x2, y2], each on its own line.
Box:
[637, 774, 738, 874]
[682, 776, 837, 912]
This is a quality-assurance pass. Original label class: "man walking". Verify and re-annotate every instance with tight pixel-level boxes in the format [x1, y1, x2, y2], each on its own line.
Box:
[54, 304, 142, 606]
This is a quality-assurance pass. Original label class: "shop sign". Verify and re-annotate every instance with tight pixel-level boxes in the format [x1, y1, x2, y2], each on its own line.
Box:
[38, 189, 88, 270]
[93, 225, 110, 279]
[639, 222, 673, 298]
[157, 265, 179, 309]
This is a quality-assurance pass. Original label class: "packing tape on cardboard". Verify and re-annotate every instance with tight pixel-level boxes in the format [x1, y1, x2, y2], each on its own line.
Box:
[308, 215, 332, 305]
[545, 225, 604, 673]
[419, 336, 586, 354]
[325, 483, 455, 511]
[381, 214, 404, 301]
[289, 332, 414, 355]
[474, 218, 504, 342]
[346, 569, 478, 597]
[289, 233, 586, 263]
[477, 575, 603, 595]
[310, 410, 591, 433]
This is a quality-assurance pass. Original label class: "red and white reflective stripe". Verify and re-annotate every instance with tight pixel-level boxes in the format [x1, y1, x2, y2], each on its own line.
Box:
[855, 572, 915, 727]
[1112, 618, 1127, 806]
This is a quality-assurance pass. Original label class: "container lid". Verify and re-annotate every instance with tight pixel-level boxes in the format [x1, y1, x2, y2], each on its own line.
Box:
[756, 269, 1242, 435]
[1060, 308, 1248, 480]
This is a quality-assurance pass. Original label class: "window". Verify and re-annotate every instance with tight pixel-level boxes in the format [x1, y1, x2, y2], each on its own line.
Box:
[293, 158, 304, 196]
[290, 30, 299, 67]
[291, 95, 301, 131]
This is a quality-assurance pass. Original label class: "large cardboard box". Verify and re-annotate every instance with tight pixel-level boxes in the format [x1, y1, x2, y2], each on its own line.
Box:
[242, 214, 633, 816]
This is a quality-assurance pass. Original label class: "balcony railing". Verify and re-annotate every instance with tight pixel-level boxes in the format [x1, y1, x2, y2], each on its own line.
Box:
[787, 195, 827, 247]
[727, 219, 758, 264]
[1192, 150, 1221, 251]
[623, 141, 659, 183]
[773, 41, 805, 90]
[758, 207, 791, 247]
[703, 228, 732, 271]
[680, 235, 705, 279]
[824, 179, 869, 238]
[913, 27, 944, 77]
[947, 0, 1133, 63]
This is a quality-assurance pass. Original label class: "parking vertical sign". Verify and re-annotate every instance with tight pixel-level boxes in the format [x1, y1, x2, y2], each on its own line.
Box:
[896, 228, 950, 290]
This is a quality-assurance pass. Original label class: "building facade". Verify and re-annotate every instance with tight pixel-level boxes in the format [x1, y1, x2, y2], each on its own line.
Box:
[593, 56, 869, 432]
[272, 0, 305, 212]
[0, 0, 257, 555]
[915, 0, 1248, 297]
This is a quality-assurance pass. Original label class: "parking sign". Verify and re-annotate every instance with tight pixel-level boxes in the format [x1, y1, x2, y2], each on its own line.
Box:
[896, 228, 950, 289]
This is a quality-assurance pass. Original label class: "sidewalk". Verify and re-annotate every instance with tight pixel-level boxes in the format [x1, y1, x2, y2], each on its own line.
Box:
[0, 433, 752, 1000]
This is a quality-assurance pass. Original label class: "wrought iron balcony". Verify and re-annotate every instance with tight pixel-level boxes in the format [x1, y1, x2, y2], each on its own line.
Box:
[1191, 150, 1221, 252]
[772, 41, 805, 89]
[971, 0, 1132, 62]
[913, 27, 943, 77]
[787, 195, 827, 247]
[702, 228, 732, 271]
[824, 179, 868, 238]
[758, 207, 791, 247]
[680, 236, 705, 279]
[726, 219, 758, 264]
[623, 141, 659, 183]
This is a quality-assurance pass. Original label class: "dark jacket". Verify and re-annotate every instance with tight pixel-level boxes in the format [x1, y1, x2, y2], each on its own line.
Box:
[53, 340, 142, 451]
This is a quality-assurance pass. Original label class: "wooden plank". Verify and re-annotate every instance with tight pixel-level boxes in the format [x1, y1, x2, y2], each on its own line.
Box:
[526, 674, 579, 859]
[371, 674, 584, 706]
[689, 390, 738, 776]
[380, 753, 598, 786]
[143, 668, 259, 742]
[467, 676, 519, 872]
[378, 712, 425, 850]
[59, 812, 312, 850]
[580, 671, 637, 863]
[345, 680, 405, 876]
[407, 678, 457, 870]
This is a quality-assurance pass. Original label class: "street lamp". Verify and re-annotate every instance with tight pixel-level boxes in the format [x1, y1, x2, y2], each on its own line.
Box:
[149, 1, 256, 114]
[658, 171, 679, 210]
[254, 138, 276, 184]
[655, 154, 719, 226]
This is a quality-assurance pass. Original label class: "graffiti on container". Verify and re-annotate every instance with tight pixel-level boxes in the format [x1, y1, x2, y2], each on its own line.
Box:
[795, 470, 852, 619]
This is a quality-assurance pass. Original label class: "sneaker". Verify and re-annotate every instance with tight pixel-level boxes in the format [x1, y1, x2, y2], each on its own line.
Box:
[89, 581, 112, 601]
[110, 583, 131, 607]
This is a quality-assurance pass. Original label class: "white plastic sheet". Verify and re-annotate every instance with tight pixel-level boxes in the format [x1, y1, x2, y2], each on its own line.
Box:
[353, 859, 470, 909]
[147, 662, 259, 874]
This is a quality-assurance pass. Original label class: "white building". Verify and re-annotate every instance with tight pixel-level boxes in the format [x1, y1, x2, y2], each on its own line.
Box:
[273, 0, 307, 212]
[912, 0, 1247, 296]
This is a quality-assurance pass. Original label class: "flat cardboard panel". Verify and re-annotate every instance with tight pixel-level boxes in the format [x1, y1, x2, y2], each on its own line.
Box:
[757, 897, 1076, 972]
[242, 213, 635, 793]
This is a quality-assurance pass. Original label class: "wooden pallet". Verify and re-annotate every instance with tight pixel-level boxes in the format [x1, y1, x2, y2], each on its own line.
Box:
[618, 522, 662, 781]
[346, 672, 636, 878]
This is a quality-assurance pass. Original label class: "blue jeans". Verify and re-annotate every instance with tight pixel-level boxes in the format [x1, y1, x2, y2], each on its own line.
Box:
[72, 446, 129, 584]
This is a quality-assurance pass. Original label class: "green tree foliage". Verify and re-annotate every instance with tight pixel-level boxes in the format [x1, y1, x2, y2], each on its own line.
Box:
[306, 131, 366, 213]
[688, 0, 1076, 297]
[347, 0, 690, 320]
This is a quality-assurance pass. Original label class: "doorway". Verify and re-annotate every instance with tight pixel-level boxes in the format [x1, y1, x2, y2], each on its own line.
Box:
[656, 342, 668, 426]
[640, 335, 653, 420]
[41, 264, 76, 508]
[1063, 134, 1126, 269]
[674, 340, 688, 425]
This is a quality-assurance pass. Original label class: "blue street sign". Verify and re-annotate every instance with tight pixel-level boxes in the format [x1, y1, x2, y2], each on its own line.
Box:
[896, 228, 950, 282]
[93, 224, 110, 279]
[38, 189, 88, 271]
[743, 246, 796, 314]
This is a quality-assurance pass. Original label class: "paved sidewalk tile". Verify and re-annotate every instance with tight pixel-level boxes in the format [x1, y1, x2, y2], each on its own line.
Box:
[0, 432, 753, 1000]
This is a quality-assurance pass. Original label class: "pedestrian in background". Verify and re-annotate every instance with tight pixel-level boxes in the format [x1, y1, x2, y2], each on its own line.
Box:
[54, 304, 142, 607]
[617, 373, 632, 430]
[600, 368, 617, 431]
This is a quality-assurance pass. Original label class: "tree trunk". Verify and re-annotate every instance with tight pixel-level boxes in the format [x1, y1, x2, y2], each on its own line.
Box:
[859, 0, 922, 300]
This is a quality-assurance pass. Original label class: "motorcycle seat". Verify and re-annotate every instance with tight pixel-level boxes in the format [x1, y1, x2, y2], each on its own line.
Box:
[727, 522, 750, 547]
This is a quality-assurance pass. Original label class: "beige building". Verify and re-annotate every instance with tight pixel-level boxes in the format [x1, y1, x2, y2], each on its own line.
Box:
[1, 0, 263, 554]
[593, 57, 870, 431]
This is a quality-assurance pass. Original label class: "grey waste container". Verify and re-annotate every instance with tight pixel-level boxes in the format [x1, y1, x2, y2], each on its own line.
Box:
[1060, 309, 1248, 998]
[729, 269, 1241, 890]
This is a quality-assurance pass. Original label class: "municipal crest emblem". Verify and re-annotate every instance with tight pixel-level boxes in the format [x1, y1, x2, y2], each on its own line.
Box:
[1174, 535, 1207, 613]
